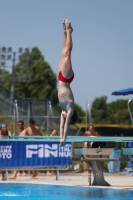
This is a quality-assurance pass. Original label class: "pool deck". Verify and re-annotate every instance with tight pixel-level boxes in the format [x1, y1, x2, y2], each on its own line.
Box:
[1, 171, 133, 189]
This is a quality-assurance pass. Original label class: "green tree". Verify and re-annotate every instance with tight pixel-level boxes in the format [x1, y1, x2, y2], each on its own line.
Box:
[14, 47, 58, 105]
[108, 100, 133, 124]
[91, 97, 133, 124]
[0, 69, 11, 89]
[91, 96, 113, 123]
[108, 99, 133, 112]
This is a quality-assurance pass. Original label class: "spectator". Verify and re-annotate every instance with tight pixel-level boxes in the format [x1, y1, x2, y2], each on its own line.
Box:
[0, 124, 4, 129]
[50, 129, 58, 137]
[9, 120, 26, 179]
[18, 120, 25, 132]
[0, 124, 12, 180]
[20, 119, 42, 136]
[46, 129, 58, 176]
[0, 124, 12, 137]
[84, 124, 99, 173]
[20, 119, 42, 178]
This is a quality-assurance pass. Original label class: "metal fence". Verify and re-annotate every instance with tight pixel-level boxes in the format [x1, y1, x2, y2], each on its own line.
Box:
[0, 84, 84, 136]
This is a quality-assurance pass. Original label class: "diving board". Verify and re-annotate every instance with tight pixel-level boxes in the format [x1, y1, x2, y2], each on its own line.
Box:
[1, 136, 133, 142]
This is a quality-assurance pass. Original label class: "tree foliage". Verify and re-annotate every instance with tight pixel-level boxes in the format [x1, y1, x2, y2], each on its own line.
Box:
[91, 96, 113, 124]
[14, 47, 58, 104]
[0, 69, 11, 89]
[91, 96, 133, 124]
[108, 99, 133, 124]
[108, 99, 133, 112]
[15, 48, 57, 103]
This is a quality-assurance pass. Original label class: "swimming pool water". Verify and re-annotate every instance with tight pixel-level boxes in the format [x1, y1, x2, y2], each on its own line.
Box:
[0, 183, 133, 200]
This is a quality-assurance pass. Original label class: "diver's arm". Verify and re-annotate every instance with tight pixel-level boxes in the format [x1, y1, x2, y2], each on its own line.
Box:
[60, 113, 65, 139]
[63, 109, 73, 143]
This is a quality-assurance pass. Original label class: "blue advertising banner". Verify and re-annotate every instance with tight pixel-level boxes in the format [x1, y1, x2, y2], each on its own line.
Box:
[0, 141, 72, 168]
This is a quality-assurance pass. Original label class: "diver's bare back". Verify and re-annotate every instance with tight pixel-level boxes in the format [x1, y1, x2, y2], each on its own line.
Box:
[26, 126, 40, 136]
[58, 81, 74, 111]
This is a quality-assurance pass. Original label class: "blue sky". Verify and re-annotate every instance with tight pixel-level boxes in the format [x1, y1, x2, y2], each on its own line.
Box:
[0, 0, 133, 110]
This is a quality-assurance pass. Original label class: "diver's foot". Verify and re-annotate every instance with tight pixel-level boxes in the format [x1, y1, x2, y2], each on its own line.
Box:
[62, 19, 66, 32]
[65, 19, 73, 33]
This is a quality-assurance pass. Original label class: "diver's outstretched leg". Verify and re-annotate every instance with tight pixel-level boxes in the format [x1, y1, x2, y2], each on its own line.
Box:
[62, 19, 67, 48]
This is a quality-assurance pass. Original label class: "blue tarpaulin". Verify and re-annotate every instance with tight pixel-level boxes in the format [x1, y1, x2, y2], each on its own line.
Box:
[111, 88, 133, 96]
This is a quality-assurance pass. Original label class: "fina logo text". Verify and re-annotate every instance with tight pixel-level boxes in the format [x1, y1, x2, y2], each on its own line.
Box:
[0, 145, 12, 159]
[26, 144, 71, 158]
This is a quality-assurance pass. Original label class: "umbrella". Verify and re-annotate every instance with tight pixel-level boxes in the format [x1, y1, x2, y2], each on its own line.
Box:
[111, 88, 133, 96]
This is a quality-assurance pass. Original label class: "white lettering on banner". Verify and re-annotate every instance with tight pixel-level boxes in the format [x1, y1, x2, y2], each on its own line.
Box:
[26, 144, 72, 158]
[0, 146, 11, 148]
[44, 144, 58, 157]
[59, 144, 71, 157]
[0, 145, 12, 159]
[6, 153, 12, 159]
[26, 145, 43, 158]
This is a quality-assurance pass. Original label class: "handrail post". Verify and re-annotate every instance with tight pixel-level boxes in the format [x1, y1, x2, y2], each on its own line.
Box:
[56, 169, 59, 180]
[127, 99, 133, 124]
[88, 169, 91, 186]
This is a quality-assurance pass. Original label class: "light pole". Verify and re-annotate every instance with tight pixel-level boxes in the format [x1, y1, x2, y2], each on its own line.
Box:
[10, 52, 16, 97]
[86, 100, 92, 130]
